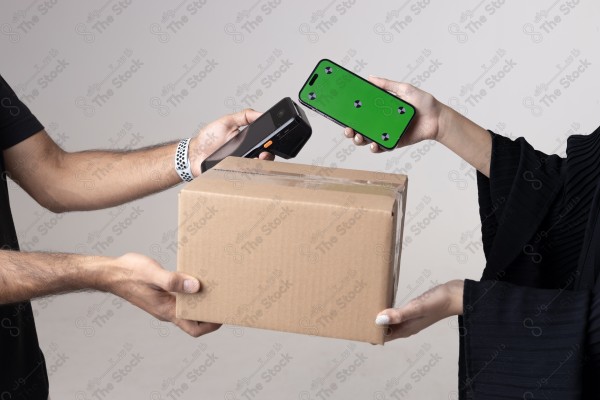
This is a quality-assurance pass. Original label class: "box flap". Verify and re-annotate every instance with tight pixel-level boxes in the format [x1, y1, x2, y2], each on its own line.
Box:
[207, 156, 406, 189]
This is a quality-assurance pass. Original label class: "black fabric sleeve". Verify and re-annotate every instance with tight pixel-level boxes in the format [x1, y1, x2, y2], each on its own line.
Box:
[0, 75, 44, 150]
[585, 286, 600, 392]
[475, 132, 564, 281]
[460, 279, 591, 399]
[476, 132, 563, 258]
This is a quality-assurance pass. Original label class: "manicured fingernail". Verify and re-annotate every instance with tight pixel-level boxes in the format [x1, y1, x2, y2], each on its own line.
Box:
[371, 143, 377, 151]
[184, 279, 199, 293]
[354, 135, 362, 144]
[375, 315, 390, 325]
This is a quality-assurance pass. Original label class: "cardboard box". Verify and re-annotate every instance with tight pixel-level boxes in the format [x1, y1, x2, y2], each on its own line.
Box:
[176, 157, 407, 344]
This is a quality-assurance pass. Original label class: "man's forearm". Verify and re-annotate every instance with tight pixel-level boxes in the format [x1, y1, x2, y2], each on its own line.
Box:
[4, 131, 201, 212]
[5, 110, 262, 213]
[0, 249, 107, 304]
[54, 141, 182, 211]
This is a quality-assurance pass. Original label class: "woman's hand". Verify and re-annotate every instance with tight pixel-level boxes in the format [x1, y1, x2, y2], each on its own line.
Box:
[375, 280, 464, 341]
[344, 76, 445, 153]
[343, 75, 492, 176]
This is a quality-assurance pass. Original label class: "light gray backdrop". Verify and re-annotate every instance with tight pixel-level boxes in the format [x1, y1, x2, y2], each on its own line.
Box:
[2, 1, 599, 399]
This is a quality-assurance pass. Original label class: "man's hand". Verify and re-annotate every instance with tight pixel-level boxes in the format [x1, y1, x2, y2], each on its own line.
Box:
[0, 250, 220, 337]
[188, 108, 275, 177]
[375, 280, 463, 342]
[0, 250, 219, 337]
[101, 253, 220, 337]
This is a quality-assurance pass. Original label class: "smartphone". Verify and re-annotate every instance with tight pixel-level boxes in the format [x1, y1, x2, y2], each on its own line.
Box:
[201, 97, 312, 172]
[298, 59, 416, 150]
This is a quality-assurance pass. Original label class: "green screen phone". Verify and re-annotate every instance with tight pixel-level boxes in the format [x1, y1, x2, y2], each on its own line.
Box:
[298, 59, 415, 150]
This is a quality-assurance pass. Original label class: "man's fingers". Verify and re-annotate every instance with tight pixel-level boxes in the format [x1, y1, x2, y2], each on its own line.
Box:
[258, 151, 275, 161]
[150, 295, 221, 337]
[156, 270, 201, 294]
[229, 108, 262, 127]
[176, 319, 221, 338]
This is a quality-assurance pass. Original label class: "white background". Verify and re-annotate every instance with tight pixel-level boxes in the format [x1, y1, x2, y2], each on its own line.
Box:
[2, 0, 600, 398]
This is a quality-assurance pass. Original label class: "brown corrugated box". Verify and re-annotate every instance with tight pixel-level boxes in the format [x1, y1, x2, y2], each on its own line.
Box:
[176, 157, 407, 344]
